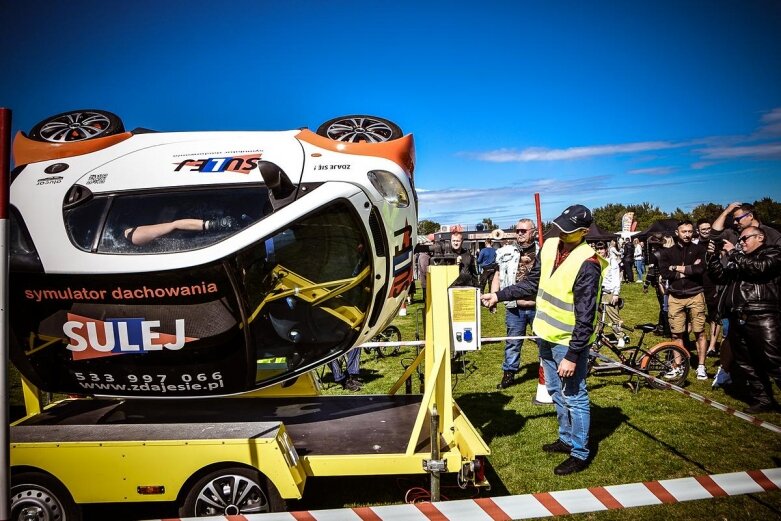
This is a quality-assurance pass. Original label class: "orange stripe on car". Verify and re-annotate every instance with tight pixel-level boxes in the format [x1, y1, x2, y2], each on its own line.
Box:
[296, 129, 415, 178]
[13, 131, 133, 166]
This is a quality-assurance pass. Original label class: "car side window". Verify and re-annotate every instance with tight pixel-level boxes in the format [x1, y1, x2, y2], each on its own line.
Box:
[64, 185, 273, 254]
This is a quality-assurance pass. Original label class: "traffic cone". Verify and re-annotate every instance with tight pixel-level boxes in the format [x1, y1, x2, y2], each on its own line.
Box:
[532, 362, 553, 405]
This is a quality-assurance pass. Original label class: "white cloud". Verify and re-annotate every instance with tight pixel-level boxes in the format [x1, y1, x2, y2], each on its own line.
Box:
[691, 161, 715, 170]
[417, 172, 720, 226]
[461, 107, 781, 167]
[698, 142, 781, 160]
[759, 107, 781, 136]
[468, 141, 681, 162]
[627, 166, 676, 176]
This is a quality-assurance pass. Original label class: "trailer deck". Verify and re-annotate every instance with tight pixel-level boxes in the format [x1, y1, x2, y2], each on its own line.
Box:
[13, 395, 438, 455]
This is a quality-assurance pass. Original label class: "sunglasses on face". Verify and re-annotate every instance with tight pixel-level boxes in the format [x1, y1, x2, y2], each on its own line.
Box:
[734, 212, 751, 222]
[738, 234, 759, 243]
[516, 228, 533, 233]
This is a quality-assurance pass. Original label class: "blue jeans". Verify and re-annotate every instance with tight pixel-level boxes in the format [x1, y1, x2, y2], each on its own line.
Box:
[539, 340, 590, 461]
[330, 346, 361, 382]
[502, 307, 541, 372]
[635, 260, 645, 281]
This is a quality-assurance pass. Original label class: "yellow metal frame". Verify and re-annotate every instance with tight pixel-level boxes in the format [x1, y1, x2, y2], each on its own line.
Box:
[302, 265, 490, 476]
[245, 264, 369, 328]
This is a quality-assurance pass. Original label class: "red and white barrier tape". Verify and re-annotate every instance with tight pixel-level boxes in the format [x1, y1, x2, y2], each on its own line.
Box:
[590, 351, 781, 434]
[150, 467, 781, 521]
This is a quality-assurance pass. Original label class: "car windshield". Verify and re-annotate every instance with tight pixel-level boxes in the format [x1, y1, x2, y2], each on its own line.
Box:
[235, 200, 374, 384]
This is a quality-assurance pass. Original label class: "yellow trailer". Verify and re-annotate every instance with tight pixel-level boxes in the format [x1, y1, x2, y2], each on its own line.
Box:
[9, 265, 490, 519]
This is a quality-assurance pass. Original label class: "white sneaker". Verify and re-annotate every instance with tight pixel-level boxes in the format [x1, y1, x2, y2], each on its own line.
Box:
[664, 367, 683, 379]
[712, 367, 732, 389]
[696, 365, 708, 380]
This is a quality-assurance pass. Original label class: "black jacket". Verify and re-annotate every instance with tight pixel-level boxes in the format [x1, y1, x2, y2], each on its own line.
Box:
[622, 242, 633, 263]
[495, 249, 602, 359]
[707, 244, 781, 314]
[451, 246, 478, 287]
[657, 239, 706, 298]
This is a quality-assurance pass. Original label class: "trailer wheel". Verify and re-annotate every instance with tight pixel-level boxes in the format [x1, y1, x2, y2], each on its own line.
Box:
[316, 115, 402, 143]
[11, 471, 82, 521]
[28, 109, 125, 143]
[179, 467, 284, 517]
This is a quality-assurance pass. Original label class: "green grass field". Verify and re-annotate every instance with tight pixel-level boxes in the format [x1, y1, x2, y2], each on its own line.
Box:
[318, 282, 781, 520]
[8, 282, 781, 520]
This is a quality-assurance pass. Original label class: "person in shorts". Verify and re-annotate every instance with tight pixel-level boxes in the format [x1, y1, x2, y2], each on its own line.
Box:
[658, 220, 709, 380]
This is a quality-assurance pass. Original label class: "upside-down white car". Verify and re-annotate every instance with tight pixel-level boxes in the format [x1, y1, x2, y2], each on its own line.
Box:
[9, 110, 417, 397]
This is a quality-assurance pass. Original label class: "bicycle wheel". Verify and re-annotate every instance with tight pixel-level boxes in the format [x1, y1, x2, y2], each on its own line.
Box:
[376, 325, 402, 356]
[640, 342, 690, 389]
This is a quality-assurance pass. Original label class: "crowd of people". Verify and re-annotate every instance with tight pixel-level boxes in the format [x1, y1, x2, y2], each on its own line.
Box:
[333, 201, 780, 474]
[475, 201, 780, 473]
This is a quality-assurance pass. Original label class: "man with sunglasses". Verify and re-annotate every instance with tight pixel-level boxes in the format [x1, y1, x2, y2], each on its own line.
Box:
[707, 226, 781, 413]
[489, 218, 541, 389]
[482, 205, 606, 475]
[712, 202, 781, 247]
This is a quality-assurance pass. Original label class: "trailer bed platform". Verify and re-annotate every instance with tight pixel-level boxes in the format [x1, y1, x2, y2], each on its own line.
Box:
[13, 395, 433, 456]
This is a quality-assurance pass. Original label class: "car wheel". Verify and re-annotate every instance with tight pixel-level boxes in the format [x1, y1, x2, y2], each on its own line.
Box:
[316, 115, 402, 143]
[11, 471, 82, 521]
[179, 467, 284, 517]
[28, 109, 125, 143]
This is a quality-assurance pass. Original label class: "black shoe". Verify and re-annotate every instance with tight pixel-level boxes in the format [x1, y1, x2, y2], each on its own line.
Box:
[497, 371, 515, 389]
[554, 456, 589, 476]
[743, 402, 778, 414]
[342, 378, 362, 392]
[542, 439, 573, 454]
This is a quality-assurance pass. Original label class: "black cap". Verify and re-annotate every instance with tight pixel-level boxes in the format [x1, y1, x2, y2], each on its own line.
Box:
[552, 204, 593, 233]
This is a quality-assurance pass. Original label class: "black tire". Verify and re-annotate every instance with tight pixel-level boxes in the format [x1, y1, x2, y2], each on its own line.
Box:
[11, 471, 82, 521]
[375, 325, 402, 356]
[641, 343, 690, 389]
[28, 109, 124, 143]
[316, 115, 402, 143]
[179, 467, 284, 517]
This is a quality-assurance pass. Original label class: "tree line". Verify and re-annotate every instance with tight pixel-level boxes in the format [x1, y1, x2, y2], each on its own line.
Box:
[591, 197, 781, 232]
[417, 197, 781, 235]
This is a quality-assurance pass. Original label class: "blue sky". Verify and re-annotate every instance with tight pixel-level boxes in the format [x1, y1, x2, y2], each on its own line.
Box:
[2, 1, 780, 229]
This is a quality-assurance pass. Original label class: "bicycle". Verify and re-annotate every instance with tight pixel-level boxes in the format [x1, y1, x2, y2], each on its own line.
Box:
[588, 301, 690, 390]
[363, 325, 402, 357]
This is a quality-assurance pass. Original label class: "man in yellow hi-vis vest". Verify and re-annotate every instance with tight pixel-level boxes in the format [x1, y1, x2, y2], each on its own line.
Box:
[482, 205, 606, 475]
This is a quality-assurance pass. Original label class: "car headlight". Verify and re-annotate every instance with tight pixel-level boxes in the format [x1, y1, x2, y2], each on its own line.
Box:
[367, 170, 409, 208]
